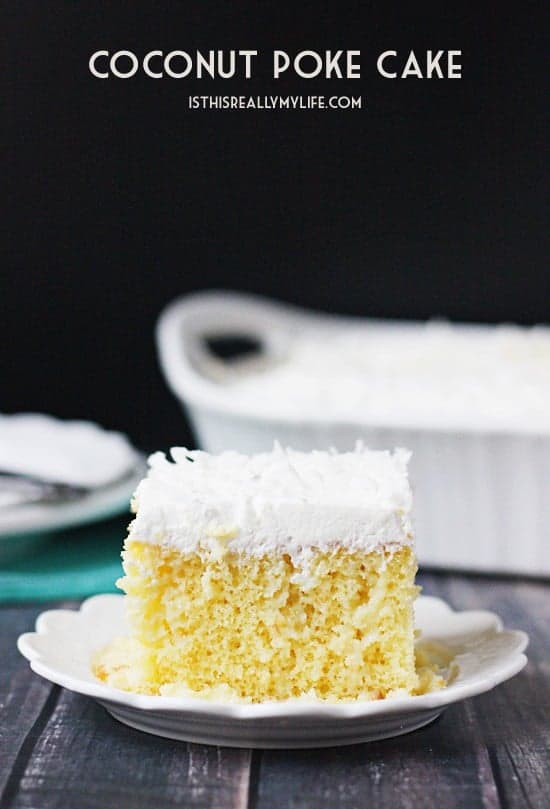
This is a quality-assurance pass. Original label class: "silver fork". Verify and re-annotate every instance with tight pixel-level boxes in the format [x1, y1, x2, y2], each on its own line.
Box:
[0, 470, 90, 507]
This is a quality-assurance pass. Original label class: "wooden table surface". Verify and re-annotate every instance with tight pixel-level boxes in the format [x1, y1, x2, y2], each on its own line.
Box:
[1, 571, 548, 809]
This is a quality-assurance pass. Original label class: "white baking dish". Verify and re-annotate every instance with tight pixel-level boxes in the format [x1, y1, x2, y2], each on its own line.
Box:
[156, 291, 550, 577]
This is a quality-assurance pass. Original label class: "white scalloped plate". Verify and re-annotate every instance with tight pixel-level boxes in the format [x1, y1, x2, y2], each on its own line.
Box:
[17, 594, 528, 748]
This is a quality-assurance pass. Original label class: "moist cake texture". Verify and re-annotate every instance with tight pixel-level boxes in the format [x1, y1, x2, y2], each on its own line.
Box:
[93, 445, 440, 702]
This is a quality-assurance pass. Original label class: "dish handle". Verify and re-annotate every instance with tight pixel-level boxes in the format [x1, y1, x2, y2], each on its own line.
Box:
[155, 290, 309, 403]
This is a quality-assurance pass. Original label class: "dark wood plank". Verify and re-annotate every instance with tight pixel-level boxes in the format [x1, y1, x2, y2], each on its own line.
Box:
[1, 600, 253, 809]
[256, 574, 549, 809]
[6, 689, 252, 809]
[255, 706, 493, 809]
[442, 576, 550, 809]
[0, 604, 64, 802]
[2, 573, 548, 809]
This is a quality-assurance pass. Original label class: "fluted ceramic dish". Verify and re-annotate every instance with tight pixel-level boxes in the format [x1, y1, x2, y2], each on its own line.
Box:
[156, 291, 550, 577]
[17, 594, 528, 748]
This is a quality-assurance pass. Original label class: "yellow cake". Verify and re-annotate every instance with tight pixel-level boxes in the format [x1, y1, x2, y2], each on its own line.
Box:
[94, 445, 441, 702]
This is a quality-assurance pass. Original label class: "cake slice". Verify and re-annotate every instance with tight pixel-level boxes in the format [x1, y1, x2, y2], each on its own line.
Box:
[94, 444, 424, 702]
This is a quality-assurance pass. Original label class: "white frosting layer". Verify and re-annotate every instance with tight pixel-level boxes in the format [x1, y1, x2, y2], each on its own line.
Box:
[224, 322, 550, 434]
[129, 445, 413, 563]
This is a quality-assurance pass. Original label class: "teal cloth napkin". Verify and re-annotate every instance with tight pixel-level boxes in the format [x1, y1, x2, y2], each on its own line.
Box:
[0, 516, 126, 602]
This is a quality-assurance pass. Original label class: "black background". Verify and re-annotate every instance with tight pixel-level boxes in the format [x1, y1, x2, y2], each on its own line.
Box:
[3, 1, 548, 450]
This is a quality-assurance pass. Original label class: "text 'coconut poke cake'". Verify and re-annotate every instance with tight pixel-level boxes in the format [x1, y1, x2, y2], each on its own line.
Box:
[94, 445, 442, 702]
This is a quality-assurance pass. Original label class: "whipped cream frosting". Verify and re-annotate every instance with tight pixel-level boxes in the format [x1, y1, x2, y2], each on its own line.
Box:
[129, 444, 413, 564]
[223, 323, 550, 434]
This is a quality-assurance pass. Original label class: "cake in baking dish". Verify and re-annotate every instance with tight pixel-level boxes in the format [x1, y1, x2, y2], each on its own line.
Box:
[223, 323, 550, 433]
[93, 445, 440, 702]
